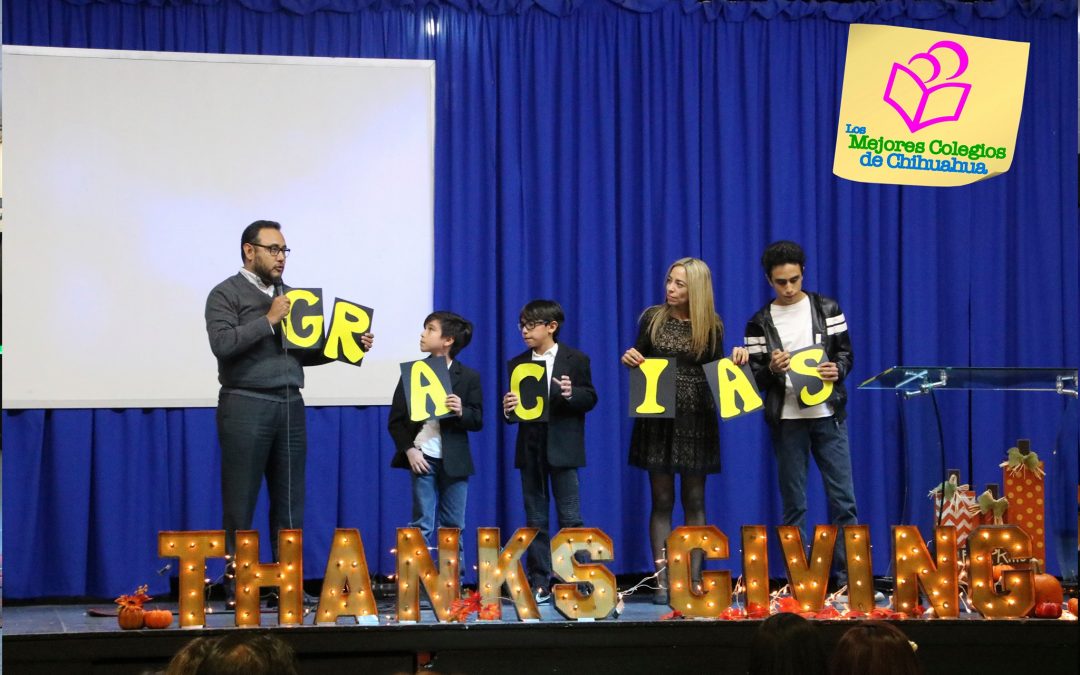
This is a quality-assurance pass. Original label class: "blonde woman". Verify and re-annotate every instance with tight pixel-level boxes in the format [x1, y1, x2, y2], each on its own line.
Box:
[621, 257, 746, 604]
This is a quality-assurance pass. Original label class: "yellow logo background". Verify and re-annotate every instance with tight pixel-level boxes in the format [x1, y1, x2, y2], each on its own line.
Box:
[833, 24, 1028, 187]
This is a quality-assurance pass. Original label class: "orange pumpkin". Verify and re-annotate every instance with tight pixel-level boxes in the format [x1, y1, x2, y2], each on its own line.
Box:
[1033, 573, 1064, 606]
[144, 609, 173, 629]
[992, 563, 1017, 584]
[1027, 561, 1064, 616]
[117, 606, 145, 630]
[1067, 598, 1077, 616]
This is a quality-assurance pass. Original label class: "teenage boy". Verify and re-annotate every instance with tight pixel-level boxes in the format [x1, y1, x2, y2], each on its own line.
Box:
[502, 300, 598, 603]
[739, 241, 858, 588]
[389, 312, 483, 549]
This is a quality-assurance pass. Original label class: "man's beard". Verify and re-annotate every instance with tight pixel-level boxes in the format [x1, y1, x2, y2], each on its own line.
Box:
[255, 260, 278, 286]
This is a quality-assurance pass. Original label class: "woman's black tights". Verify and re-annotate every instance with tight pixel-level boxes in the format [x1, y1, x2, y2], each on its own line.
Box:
[649, 472, 706, 584]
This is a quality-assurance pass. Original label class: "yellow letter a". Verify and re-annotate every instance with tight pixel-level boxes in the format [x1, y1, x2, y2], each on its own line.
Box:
[410, 361, 450, 422]
[715, 358, 763, 419]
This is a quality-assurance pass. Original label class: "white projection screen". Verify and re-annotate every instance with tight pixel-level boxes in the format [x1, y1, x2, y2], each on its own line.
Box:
[2, 47, 435, 408]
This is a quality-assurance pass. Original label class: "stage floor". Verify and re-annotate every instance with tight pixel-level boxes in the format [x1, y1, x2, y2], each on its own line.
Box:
[7, 591, 683, 633]
[3, 595, 1078, 675]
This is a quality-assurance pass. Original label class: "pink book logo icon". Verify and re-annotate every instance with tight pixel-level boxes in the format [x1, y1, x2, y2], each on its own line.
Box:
[883, 40, 971, 133]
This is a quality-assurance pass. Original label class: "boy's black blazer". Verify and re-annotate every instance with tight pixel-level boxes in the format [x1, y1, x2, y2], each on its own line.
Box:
[505, 345, 597, 469]
[388, 359, 483, 478]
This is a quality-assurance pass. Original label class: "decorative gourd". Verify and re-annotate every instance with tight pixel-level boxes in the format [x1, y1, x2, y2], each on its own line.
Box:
[115, 585, 152, 630]
[1033, 602, 1062, 619]
[117, 605, 145, 630]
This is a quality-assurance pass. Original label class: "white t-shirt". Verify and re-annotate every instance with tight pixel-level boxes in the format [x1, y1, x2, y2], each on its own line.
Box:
[414, 420, 442, 459]
[770, 296, 832, 420]
[531, 343, 559, 396]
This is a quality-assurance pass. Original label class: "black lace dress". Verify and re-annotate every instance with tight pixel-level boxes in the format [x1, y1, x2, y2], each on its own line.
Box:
[628, 312, 723, 475]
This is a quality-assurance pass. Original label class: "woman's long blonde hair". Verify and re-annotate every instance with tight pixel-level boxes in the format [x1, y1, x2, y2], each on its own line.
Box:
[643, 257, 723, 359]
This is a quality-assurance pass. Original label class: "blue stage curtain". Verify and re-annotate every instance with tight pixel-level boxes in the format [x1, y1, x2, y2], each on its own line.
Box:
[2, 0, 1076, 598]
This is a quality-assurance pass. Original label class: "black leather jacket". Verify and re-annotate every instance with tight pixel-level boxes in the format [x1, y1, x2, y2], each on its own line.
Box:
[744, 292, 853, 428]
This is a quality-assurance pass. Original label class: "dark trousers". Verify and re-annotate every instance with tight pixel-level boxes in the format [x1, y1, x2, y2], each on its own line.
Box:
[217, 391, 307, 564]
[520, 425, 584, 590]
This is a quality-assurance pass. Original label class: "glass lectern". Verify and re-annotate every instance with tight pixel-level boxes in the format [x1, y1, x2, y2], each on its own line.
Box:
[859, 367, 1077, 397]
[860, 366, 1078, 580]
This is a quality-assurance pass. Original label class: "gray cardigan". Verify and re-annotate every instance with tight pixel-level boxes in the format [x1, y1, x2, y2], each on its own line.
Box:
[205, 273, 326, 394]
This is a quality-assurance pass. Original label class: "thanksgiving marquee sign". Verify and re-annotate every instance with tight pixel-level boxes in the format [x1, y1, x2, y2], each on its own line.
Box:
[160, 523, 1043, 627]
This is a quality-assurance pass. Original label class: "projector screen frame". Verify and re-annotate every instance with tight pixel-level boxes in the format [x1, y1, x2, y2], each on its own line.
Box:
[1, 46, 437, 409]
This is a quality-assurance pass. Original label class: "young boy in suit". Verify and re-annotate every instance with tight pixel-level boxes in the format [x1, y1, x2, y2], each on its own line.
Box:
[502, 300, 598, 603]
[389, 311, 483, 549]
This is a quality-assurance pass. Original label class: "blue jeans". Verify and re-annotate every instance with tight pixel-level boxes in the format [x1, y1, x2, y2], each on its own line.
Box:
[409, 457, 468, 551]
[771, 416, 858, 584]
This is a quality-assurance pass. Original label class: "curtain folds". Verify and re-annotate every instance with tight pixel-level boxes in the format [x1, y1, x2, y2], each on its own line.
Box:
[53, 0, 1077, 19]
[2, 0, 1076, 598]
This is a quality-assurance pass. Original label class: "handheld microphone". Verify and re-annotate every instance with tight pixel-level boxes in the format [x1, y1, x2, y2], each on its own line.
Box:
[274, 279, 286, 349]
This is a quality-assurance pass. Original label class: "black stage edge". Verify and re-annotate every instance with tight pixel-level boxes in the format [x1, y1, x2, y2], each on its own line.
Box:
[4, 605, 1077, 675]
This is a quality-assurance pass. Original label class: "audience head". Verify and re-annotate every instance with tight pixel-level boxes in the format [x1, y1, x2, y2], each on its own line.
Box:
[747, 613, 827, 675]
[166, 633, 298, 675]
[165, 636, 216, 675]
[829, 621, 924, 675]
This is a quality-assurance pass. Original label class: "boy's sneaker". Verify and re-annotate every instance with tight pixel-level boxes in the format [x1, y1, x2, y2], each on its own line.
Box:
[831, 591, 887, 605]
[534, 588, 552, 604]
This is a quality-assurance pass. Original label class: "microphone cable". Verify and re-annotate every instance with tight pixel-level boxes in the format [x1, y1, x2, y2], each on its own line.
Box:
[274, 280, 295, 537]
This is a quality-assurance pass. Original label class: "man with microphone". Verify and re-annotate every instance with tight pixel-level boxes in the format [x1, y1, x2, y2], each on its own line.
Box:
[205, 220, 373, 607]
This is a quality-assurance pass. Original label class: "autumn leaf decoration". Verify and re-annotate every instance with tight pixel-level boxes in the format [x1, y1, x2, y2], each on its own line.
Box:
[116, 584, 152, 607]
[447, 589, 501, 622]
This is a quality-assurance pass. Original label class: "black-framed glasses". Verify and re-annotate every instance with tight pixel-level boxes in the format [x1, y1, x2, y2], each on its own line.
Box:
[250, 243, 291, 258]
[519, 320, 550, 331]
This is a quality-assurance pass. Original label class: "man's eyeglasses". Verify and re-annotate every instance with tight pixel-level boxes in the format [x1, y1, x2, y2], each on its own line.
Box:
[519, 320, 550, 331]
[250, 243, 291, 258]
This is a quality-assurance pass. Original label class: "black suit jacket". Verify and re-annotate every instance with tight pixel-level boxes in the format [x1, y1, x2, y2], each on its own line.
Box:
[505, 345, 597, 469]
[388, 359, 483, 478]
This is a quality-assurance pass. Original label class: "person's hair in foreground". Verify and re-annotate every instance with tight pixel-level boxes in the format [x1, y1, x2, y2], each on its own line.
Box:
[165, 636, 216, 675]
[829, 621, 924, 675]
[747, 612, 827, 675]
[166, 632, 299, 675]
